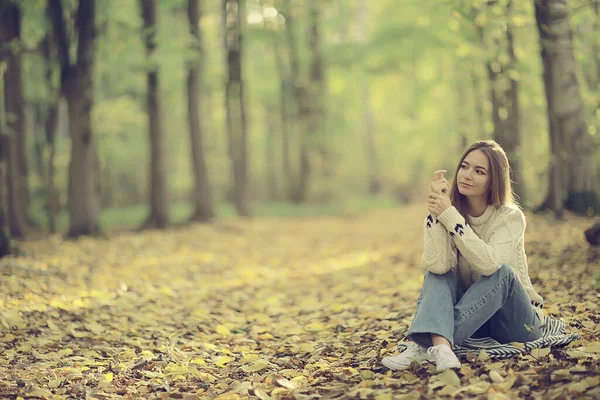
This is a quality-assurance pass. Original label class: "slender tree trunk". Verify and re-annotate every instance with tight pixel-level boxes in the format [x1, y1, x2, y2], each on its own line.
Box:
[140, 0, 169, 228]
[535, 0, 599, 215]
[282, 0, 310, 202]
[358, 0, 380, 194]
[223, 0, 250, 216]
[273, 35, 293, 194]
[487, 50, 504, 142]
[0, 59, 11, 258]
[48, 0, 101, 237]
[264, 103, 278, 200]
[187, 0, 214, 222]
[594, 1, 600, 112]
[0, 1, 27, 238]
[41, 35, 59, 234]
[455, 64, 469, 151]
[504, 7, 525, 203]
[471, 63, 486, 137]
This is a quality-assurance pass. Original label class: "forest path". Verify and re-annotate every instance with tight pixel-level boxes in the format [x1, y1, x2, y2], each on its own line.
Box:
[1, 204, 598, 399]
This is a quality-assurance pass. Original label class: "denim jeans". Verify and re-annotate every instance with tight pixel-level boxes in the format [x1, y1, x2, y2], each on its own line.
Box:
[407, 264, 542, 348]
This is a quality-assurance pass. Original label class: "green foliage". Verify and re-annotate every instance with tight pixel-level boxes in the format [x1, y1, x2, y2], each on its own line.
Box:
[13, 0, 600, 231]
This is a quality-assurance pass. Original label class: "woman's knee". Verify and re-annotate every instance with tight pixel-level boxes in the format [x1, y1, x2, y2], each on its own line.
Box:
[424, 269, 456, 283]
[493, 264, 516, 281]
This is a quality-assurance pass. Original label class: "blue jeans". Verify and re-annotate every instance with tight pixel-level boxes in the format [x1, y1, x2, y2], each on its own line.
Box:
[407, 265, 542, 348]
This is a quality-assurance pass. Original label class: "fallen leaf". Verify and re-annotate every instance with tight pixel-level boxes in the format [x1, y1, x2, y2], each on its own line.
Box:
[489, 371, 504, 383]
[241, 359, 270, 373]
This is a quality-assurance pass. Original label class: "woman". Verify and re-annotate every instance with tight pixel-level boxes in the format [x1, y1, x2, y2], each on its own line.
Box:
[382, 140, 544, 371]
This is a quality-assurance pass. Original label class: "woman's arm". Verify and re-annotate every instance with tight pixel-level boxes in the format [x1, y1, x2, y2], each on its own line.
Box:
[422, 214, 458, 274]
[437, 206, 524, 276]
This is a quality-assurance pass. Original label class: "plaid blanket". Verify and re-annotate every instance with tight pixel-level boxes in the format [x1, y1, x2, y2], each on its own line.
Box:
[397, 317, 580, 360]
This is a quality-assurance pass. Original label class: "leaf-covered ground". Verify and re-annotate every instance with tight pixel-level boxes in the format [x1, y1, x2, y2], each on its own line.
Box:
[1, 204, 599, 399]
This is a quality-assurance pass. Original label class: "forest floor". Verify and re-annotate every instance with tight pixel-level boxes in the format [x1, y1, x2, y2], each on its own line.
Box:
[1, 203, 599, 399]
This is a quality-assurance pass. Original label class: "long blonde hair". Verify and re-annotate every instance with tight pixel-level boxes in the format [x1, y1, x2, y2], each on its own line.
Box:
[449, 140, 516, 218]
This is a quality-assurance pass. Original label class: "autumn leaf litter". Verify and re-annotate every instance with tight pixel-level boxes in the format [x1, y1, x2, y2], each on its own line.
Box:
[0, 205, 599, 399]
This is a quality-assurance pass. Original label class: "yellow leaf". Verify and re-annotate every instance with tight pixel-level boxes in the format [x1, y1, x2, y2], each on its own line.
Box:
[580, 345, 600, 353]
[58, 348, 73, 357]
[140, 350, 155, 360]
[48, 378, 63, 388]
[104, 372, 113, 382]
[304, 322, 325, 333]
[584, 376, 600, 387]
[159, 286, 174, 296]
[190, 357, 206, 365]
[276, 378, 297, 389]
[214, 355, 235, 368]
[568, 381, 590, 394]
[216, 325, 231, 336]
[436, 369, 460, 386]
[576, 303, 587, 313]
[241, 353, 260, 364]
[252, 388, 270, 400]
[531, 347, 551, 358]
[214, 393, 241, 400]
[199, 372, 217, 383]
[477, 349, 491, 362]
[28, 387, 53, 398]
[47, 319, 59, 330]
[241, 359, 270, 373]
[259, 333, 275, 340]
[290, 376, 309, 386]
[489, 371, 504, 383]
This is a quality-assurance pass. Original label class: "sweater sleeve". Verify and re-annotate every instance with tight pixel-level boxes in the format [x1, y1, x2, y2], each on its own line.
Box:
[437, 206, 525, 276]
[422, 214, 458, 274]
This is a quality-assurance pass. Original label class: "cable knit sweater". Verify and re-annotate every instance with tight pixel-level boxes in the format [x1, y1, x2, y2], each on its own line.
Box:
[422, 204, 545, 322]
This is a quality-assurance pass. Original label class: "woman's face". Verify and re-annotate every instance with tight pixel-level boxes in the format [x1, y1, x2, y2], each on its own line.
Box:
[457, 149, 492, 199]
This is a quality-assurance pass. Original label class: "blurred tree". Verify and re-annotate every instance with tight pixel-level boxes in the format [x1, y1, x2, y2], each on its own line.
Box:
[535, 0, 599, 216]
[139, 0, 169, 228]
[0, 0, 28, 238]
[0, 59, 10, 258]
[269, 1, 293, 197]
[187, 0, 214, 222]
[47, 0, 101, 237]
[473, 1, 524, 202]
[223, 0, 251, 216]
[358, 0, 380, 195]
[39, 34, 60, 234]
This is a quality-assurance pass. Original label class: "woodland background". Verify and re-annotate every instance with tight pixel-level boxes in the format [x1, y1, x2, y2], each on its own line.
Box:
[0, 0, 599, 245]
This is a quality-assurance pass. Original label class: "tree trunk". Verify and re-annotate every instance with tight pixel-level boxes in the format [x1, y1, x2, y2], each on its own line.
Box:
[48, 0, 101, 237]
[534, 0, 599, 215]
[140, 0, 169, 228]
[358, 0, 380, 194]
[187, 0, 214, 222]
[264, 103, 278, 200]
[0, 1, 27, 238]
[503, 8, 525, 204]
[223, 0, 250, 216]
[455, 63, 469, 151]
[41, 35, 59, 234]
[0, 60, 11, 258]
[273, 35, 293, 195]
[471, 63, 486, 137]
[483, 1, 525, 204]
[594, 1, 600, 111]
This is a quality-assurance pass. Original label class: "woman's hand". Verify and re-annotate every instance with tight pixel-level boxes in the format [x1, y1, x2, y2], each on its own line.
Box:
[428, 192, 451, 218]
[430, 169, 449, 195]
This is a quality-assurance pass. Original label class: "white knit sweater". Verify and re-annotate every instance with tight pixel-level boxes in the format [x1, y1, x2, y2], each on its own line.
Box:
[422, 204, 545, 321]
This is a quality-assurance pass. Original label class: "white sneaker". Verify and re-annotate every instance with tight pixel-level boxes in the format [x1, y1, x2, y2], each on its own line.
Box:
[381, 342, 431, 370]
[427, 345, 461, 371]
